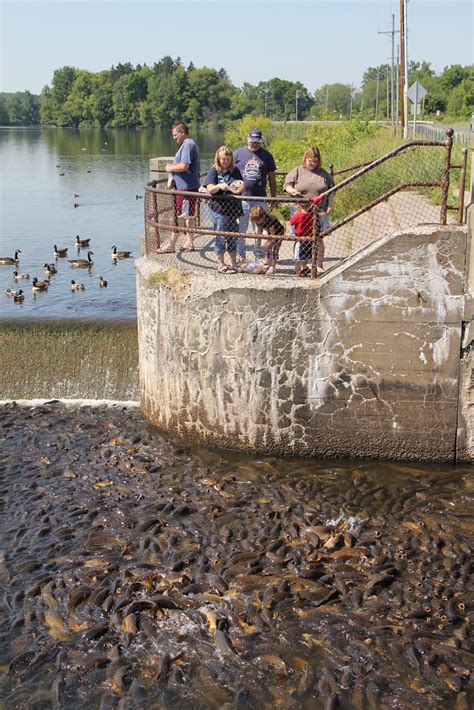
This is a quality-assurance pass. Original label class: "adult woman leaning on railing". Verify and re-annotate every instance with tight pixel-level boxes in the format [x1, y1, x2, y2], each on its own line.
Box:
[283, 146, 334, 274]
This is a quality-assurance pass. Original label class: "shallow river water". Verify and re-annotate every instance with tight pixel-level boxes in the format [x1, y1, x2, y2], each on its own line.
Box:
[1, 402, 472, 709]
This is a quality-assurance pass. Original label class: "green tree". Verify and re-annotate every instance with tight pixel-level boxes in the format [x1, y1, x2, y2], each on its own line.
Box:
[91, 72, 114, 126]
[313, 83, 353, 118]
[6, 91, 40, 125]
[0, 96, 9, 125]
[50, 66, 78, 124]
[112, 74, 141, 127]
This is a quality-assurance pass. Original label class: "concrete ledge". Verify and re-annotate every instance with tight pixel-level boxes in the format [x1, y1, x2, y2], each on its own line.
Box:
[137, 225, 467, 461]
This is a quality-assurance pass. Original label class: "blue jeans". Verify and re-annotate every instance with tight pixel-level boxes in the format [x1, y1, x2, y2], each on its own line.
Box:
[237, 199, 267, 258]
[211, 210, 238, 255]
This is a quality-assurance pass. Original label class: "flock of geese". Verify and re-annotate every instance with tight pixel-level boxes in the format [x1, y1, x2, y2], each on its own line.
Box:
[1, 240, 133, 304]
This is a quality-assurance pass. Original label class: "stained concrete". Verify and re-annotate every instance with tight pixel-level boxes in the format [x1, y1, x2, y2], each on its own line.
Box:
[137, 224, 469, 461]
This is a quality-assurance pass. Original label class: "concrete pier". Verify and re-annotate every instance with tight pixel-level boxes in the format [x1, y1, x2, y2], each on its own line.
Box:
[137, 221, 474, 462]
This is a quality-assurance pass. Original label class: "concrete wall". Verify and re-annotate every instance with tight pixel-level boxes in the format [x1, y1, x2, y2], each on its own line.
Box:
[137, 225, 468, 461]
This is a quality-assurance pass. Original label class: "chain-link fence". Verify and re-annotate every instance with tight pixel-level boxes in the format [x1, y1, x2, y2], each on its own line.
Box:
[144, 131, 465, 279]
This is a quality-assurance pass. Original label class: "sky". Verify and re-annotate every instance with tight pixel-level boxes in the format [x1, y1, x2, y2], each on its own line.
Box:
[1, 0, 472, 95]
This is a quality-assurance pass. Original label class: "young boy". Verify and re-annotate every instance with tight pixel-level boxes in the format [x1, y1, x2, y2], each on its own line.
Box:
[249, 205, 284, 275]
[290, 202, 314, 276]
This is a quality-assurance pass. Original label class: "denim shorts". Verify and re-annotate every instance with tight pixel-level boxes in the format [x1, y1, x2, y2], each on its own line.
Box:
[211, 210, 238, 255]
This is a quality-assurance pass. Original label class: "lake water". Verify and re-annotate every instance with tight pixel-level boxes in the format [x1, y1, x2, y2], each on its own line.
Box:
[0, 127, 224, 320]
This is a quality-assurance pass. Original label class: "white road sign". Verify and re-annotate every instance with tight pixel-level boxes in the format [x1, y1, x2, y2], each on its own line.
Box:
[407, 81, 427, 102]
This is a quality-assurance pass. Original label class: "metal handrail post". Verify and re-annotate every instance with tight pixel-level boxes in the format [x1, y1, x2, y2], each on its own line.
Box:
[457, 149, 468, 225]
[440, 128, 454, 225]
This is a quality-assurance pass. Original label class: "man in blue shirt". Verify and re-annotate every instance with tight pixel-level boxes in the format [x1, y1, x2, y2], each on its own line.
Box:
[158, 122, 200, 252]
[233, 128, 277, 260]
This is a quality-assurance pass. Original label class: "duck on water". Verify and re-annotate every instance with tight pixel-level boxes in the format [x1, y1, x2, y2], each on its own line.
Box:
[68, 251, 94, 268]
[0, 250, 21, 265]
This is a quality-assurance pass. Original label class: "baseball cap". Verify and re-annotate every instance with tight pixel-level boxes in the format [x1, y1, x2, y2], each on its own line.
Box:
[248, 129, 263, 143]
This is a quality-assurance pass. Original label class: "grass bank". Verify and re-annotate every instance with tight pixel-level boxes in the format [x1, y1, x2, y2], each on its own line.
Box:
[0, 321, 139, 401]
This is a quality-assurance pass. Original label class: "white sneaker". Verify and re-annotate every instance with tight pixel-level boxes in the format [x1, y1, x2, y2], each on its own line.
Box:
[266, 266, 276, 275]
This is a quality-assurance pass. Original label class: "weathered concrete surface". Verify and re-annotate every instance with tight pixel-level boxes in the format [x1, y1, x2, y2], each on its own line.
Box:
[457, 206, 474, 461]
[137, 225, 467, 461]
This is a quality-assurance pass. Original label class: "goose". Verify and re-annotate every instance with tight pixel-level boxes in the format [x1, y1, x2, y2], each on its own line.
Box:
[74, 194, 80, 198]
[44, 263, 57, 275]
[68, 251, 94, 268]
[135, 195, 143, 200]
[32, 277, 49, 291]
[76, 235, 91, 248]
[54, 245, 68, 258]
[13, 290, 25, 302]
[111, 245, 133, 259]
[6, 288, 22, 297]
[73, 203, 80, 208]
[12, 270, 30, 280]
[70, 280, 85, 291]
[0, 250, 21, 265]
[99, 276, 108, 288]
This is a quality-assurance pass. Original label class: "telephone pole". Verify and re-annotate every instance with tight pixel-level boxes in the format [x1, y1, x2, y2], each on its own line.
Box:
[400, 0, 406, 135]
[378, 13, 399, 128]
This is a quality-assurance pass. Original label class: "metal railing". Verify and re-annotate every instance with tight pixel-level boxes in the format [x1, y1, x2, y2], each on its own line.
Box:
[144, 130, 466, 279]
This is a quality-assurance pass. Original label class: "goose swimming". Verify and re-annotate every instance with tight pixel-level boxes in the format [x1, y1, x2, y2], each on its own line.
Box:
[70, 280, 86, 291]
[53, 245, 68, 258]
[68, 251, 94, 268]
[111, 245, 133, 259]
[12, 270, 30, 280]
[32, 277, 49, 291]
[44, 263, 58, 275]
[76, 235, 91, 248]
[0, 250, 21, 265]
[99, 276, 108, 288]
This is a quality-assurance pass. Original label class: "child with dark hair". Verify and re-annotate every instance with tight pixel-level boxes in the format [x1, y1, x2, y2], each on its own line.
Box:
[249, 205, 284, 275]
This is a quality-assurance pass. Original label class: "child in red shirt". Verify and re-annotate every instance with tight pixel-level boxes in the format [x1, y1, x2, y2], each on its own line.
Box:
[290, 203, 314, 276]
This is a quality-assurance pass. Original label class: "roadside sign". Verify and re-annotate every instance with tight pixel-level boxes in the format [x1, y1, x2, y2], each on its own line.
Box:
[407, 81, 427, 102]
[407, 82, 427, 138]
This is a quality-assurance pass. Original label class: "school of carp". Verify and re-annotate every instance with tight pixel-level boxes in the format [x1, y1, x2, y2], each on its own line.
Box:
[0, 401, 472, 709]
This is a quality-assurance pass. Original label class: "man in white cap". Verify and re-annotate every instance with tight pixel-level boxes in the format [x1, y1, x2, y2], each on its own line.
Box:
[233, 128, 277, 261]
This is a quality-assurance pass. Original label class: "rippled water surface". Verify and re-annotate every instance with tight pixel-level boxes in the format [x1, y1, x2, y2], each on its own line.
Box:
[1, 402, 473, 709]
[0, 127, 223, 320]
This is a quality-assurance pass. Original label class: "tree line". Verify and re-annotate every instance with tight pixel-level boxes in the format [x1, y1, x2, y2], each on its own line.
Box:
[1, 57, 472, 127]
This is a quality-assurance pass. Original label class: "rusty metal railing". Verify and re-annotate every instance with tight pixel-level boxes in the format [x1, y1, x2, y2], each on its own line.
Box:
[144, 130, 465, 280]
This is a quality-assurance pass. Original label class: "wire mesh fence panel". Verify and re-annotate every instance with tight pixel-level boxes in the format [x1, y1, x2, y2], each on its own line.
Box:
[144, 134, 458, 278]
[319, 140, 458, 272]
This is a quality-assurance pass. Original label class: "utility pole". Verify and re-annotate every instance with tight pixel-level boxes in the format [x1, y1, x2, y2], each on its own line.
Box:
[396, 44, 400, 130]
[262, 88, 268, 118]
[400, 0, 406, 136]
[375, 71, 380, 122]
[295, 90, 299, 121]
[402, 0, 409, 138]
[378, 13, 399, 127]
